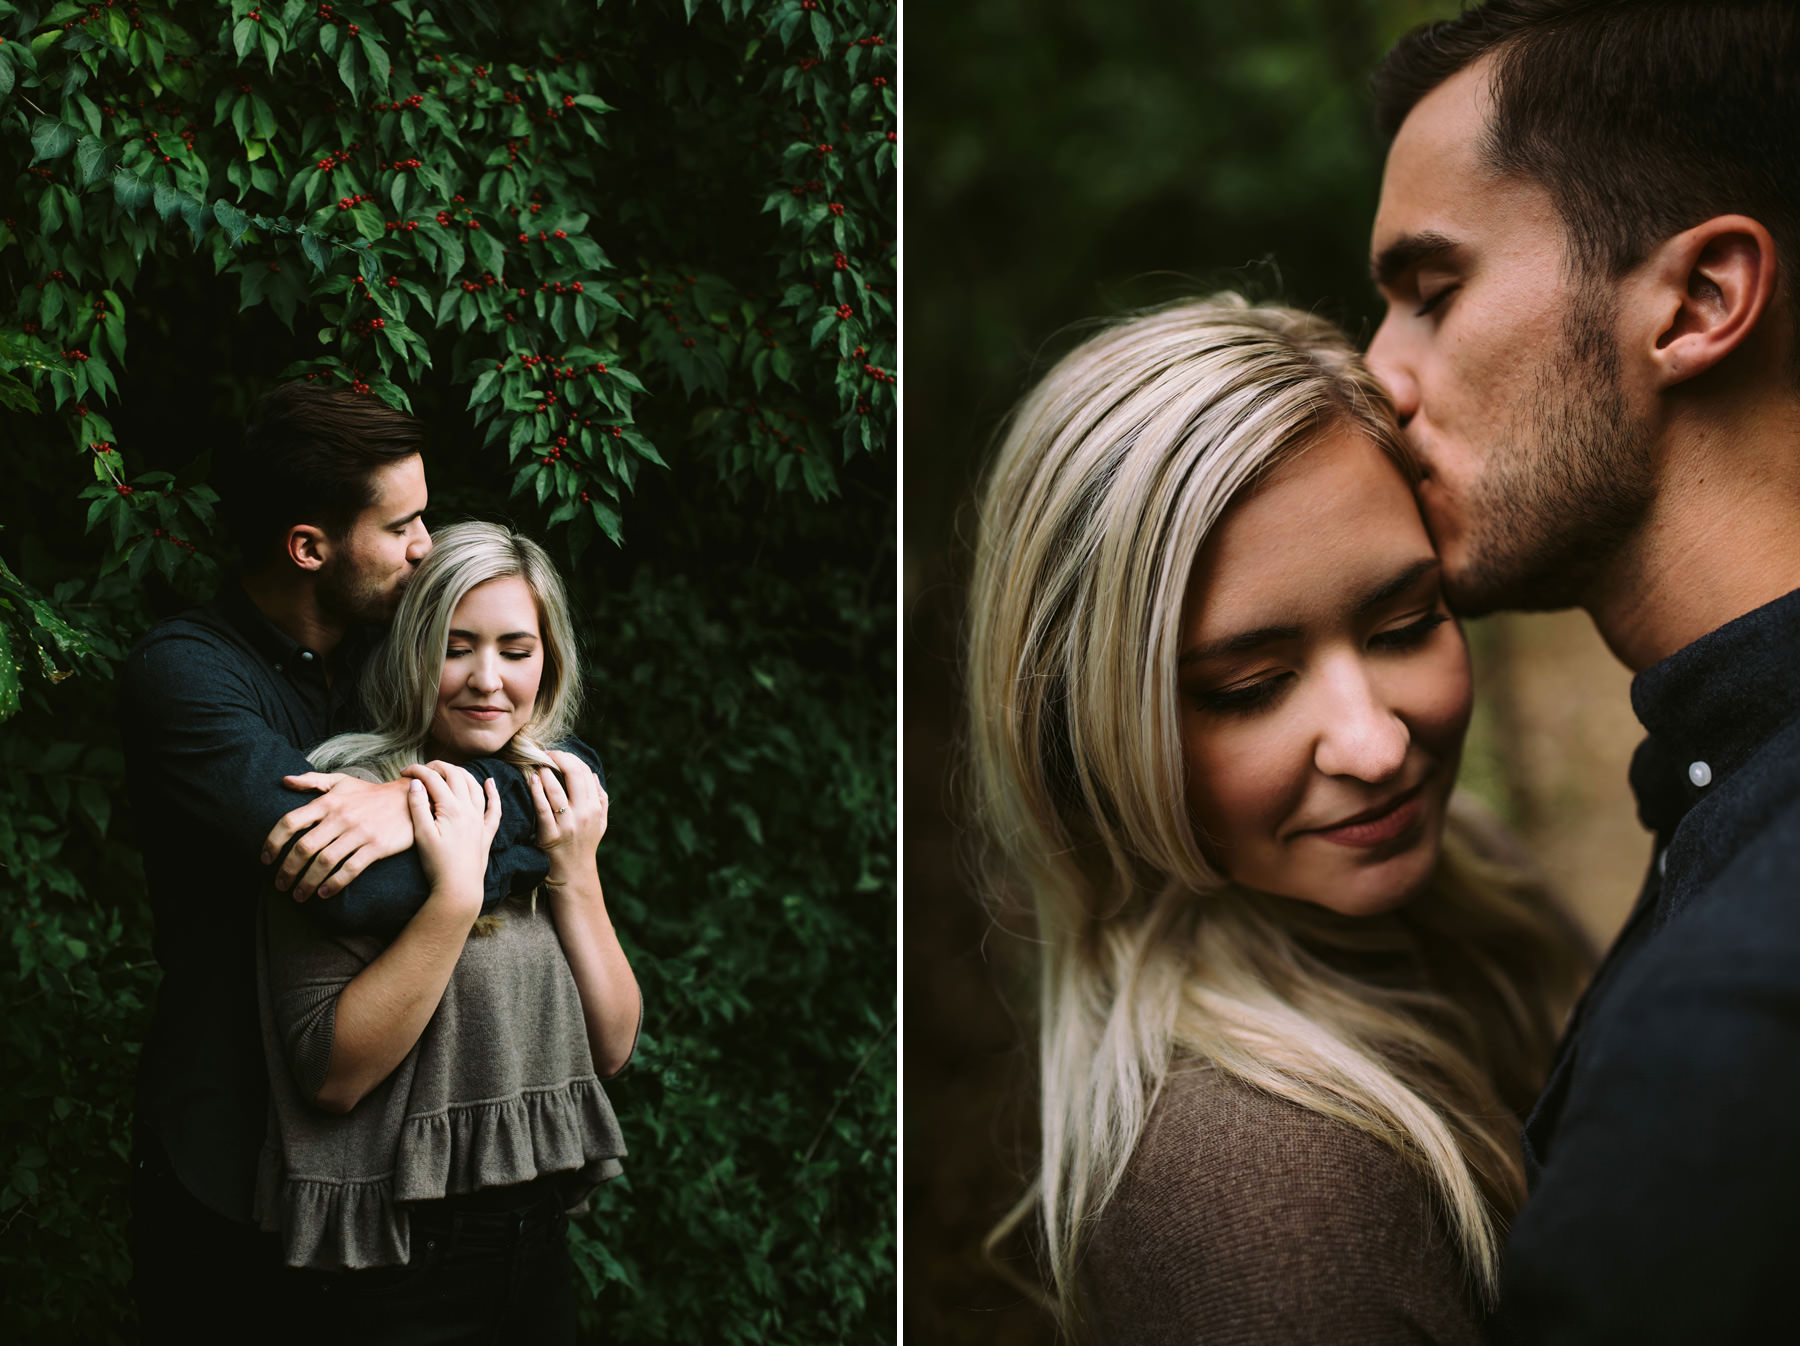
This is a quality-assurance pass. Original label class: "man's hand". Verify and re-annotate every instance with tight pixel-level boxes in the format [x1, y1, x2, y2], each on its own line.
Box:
[261, 773, 415, 901]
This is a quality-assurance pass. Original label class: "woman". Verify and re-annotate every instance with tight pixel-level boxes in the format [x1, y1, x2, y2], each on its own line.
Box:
[966, 297, 1590, 1343]
[253, 521, 640, 1341]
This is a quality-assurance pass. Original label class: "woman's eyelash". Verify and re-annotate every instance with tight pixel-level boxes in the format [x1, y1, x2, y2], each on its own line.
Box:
[1371, 611, 1452, 650]
[1194, 675, 1290, 715]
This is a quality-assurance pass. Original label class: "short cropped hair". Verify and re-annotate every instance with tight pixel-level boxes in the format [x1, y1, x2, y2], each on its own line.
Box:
[1374, 1, 1799, 350]
[216, 381, 426, 568]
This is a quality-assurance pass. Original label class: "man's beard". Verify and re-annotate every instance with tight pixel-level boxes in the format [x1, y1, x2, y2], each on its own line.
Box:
[1442, 286, 1654, 618]
[316, 550, 406, 625]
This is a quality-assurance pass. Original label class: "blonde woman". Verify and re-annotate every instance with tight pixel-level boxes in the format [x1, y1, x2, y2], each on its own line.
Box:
[253, 521, 640, 1343]
[967, 298, 1590, 1344]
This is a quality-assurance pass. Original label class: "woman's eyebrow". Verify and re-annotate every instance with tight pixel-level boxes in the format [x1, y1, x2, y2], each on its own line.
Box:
[1355, 558, 1440, 614]
[1178, 560, 1440, 666]
[1179, 623, 1303, 666]
[447, 628, 540, 641]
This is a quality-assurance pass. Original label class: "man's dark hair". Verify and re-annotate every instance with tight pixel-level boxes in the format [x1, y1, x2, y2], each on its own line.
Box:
[216, 381, 426, 569]
[1375, 1, 1800, 350]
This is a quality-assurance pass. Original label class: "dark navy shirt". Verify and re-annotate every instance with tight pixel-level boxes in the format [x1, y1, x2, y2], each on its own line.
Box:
[120, 583, 597, 1222]
[1497, 586, 1800, 1342]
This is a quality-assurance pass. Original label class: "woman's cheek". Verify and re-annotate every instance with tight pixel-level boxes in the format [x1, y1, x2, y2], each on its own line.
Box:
[1406, 627, 1474, 760]
[1184, 719, 1300, 876]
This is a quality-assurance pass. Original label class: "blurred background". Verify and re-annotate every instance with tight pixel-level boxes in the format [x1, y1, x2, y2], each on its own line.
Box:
[905, 1, 1649, 1340]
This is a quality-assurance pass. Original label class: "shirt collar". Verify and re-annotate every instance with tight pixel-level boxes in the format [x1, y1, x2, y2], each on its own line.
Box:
[1628, 584, 1800, 836]
[214, 576, 370, 680]
[215, 577, 313, 671]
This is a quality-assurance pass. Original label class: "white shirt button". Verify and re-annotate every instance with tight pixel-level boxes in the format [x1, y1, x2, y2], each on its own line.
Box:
[300, 650, 314, 662]
[1688, 761, 1712, 788]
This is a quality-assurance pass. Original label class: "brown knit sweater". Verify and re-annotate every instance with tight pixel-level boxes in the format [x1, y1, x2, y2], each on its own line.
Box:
[1080, 1061, 1486, 1345]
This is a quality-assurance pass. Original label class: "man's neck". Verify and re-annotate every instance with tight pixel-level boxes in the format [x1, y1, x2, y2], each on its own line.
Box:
[1586, 396, 1800, 672]
[239, 567, 348, 660]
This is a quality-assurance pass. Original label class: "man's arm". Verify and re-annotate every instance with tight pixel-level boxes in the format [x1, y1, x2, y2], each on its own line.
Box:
[1495, 852, 1800, 1343]
[123, 627, 602, 935]
[311, 738, 607, 934]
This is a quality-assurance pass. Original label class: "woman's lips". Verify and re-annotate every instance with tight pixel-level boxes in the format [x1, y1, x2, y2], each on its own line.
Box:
[1308, 786, 1427, 848]
[455, 707, 507, 721]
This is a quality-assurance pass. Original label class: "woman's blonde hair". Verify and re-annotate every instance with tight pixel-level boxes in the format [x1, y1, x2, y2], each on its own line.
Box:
[965, 296, 1587, 1324]
[309, 520, 581, 780]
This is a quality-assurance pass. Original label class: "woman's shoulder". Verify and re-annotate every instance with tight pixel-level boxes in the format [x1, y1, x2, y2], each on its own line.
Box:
[1079, 1061, 1483, 1346]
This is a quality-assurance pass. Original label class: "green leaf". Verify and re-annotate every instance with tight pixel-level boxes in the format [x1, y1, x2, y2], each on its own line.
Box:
[359, 31, 391, 94]
[30, 118, 78, 164]
[469, 227, 503, 278]
[337, 36, 365, 104]
[350, 202, 384, 242]
[299, 229, 330, 273]
[233, 17, 257, 62]
[153, 177, 183, 222]
[214, 199, 250, 248]
[73, 134, 113, 188]
[113, 166, 153, 213]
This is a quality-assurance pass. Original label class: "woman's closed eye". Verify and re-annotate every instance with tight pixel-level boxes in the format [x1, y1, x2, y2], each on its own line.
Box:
[1370, 610, 1451, 652]
[1192, 672, 1292, 715]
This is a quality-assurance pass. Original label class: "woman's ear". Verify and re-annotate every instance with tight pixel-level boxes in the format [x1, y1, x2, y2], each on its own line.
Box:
[1640, 215, 1778, 387]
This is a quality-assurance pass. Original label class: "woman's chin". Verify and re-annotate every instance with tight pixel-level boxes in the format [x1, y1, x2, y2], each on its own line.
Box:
[428, 720, 514, 762]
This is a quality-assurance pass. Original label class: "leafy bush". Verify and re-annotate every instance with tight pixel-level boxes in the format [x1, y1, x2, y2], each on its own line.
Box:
[0, 0, 894, 1340]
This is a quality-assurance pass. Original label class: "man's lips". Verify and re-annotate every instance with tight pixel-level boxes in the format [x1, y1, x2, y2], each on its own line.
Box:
[1302, 784, 1428, 848]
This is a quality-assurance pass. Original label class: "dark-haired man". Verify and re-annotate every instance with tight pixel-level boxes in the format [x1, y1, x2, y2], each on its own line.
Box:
[120, 382, 584, 1337]
[1365, 0, 1800, 1338]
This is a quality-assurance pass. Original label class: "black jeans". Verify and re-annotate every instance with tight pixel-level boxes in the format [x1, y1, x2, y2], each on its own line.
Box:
[129, 1129, 291, 1344]
[278, 1178, 580, 1346]
[131, 1133, 578, 1346]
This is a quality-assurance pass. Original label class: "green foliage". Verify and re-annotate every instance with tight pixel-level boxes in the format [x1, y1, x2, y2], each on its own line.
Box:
[0, 0, 894, 1340]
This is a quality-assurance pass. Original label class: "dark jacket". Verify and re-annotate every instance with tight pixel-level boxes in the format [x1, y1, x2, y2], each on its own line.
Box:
[1495, 586, 1800, 1342]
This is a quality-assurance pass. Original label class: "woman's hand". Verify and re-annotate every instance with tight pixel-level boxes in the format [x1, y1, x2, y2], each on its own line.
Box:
[404, 761, 501, 908]
[530, 749, 609, 883]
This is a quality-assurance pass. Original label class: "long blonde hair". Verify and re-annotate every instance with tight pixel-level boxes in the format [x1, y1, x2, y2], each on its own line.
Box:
[965, 296, 1587, 1323]
[309, 520, 582, 779]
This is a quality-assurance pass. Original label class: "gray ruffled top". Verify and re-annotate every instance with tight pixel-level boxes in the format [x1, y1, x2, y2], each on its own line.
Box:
[252, 821, 628, 1270]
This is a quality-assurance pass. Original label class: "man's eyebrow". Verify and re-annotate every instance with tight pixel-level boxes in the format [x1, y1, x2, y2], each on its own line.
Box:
[1178, 559, 1440, 666]
[1371, 230, 1461, 289]
[448, 628, 540, 642]
[385, 507, 426, 529]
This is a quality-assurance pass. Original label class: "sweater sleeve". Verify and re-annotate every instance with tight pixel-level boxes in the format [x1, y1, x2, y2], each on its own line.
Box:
[1080, 1065, 1484, 1346]
[262, 887, 383, 1102]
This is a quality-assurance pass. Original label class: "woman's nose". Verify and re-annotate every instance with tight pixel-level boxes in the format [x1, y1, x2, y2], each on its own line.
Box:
[467, 655, 504, 695]
[1312, 666, 1409, 783]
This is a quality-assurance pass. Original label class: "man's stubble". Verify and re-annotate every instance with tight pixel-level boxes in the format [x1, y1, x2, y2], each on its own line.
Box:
[1442, 285, 1656, 618]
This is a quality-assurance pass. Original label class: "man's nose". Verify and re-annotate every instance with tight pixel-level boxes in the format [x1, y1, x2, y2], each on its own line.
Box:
[1365, 320, 1419, 430]
[1312, 664, 1410, 784]
[407, 520, 431, 564]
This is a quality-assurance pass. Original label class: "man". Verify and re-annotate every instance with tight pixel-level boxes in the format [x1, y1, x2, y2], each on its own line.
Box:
[1364, 1, 1800, 1338]
[120, 382, 588, 1336]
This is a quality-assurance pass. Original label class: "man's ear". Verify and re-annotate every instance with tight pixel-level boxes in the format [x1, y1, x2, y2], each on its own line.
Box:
[1642, 215, 1777, 387]
[285, 524, 331, 573]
